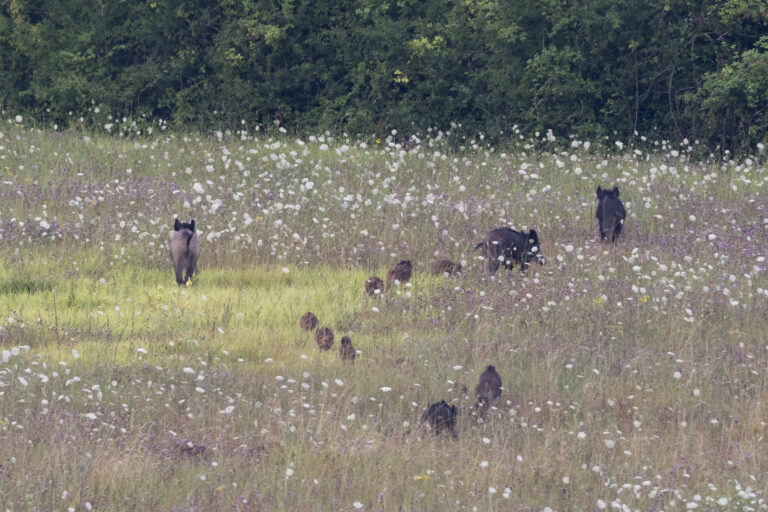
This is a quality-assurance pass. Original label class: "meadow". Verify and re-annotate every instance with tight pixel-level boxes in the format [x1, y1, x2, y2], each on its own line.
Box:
[1, 117, 768, 511]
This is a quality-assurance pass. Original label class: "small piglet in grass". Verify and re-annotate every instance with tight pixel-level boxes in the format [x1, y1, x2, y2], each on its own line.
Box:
[339, 336, 356, 361]
[431, 259, 462, 276]
[387, 260, 413, 289]
[169, 218, 200, 286]
[364, 276, 384, 296]
[300, 312, 319, 331]
[475, 365, 502, 414]
[595, 186, 626, 242]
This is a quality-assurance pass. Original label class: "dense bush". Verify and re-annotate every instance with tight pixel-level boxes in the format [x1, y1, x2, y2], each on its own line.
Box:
[0, 0, 766, 150]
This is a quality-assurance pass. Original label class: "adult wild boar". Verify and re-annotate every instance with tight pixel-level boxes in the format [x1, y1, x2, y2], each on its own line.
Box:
[169, 218, 200, 285]
[595, 186, 626, 242]
[474, 228, 545, 275]
[475, 365, 502, 411]
[420, 400, 458, 437]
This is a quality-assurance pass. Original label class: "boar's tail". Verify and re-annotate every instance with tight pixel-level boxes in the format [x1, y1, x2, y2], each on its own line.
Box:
[184, 231, 193, 250]
[473, 242, 485, 252]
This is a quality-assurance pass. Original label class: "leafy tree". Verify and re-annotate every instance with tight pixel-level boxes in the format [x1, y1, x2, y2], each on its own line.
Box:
[0, 0, 767, 150]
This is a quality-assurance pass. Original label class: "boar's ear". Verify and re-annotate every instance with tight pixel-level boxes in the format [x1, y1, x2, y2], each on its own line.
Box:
[190, 220, 195, 233]
[528, 229, 538, 241]
[174, 218, 181, 231]
[596, 186, 604, 199]
[611, 186, 620, 197]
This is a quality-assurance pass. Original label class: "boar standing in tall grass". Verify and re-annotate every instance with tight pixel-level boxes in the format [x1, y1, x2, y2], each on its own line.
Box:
[169, 218, 200, 286]
[420, 400, 457, 437]
[474, 228, 545, 276]
[475, 365, 502, 416]
[595, 186, 626, 242]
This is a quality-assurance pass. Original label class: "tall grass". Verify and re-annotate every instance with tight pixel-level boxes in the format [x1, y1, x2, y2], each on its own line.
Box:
[1, 118, 767, 510]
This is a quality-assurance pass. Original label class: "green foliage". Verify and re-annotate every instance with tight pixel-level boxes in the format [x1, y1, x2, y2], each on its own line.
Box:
[690, 35, 768, 150]
[0, 0, 767, 149]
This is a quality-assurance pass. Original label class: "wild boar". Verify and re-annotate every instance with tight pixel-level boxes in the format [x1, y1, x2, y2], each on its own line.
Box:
[169, 218, 200, 286]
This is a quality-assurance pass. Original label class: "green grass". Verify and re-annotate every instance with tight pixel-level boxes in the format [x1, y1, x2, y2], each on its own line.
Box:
[2, 259, 766, 510]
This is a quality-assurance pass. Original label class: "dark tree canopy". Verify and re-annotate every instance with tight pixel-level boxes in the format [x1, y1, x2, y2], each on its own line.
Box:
[1, 0, 766, 151]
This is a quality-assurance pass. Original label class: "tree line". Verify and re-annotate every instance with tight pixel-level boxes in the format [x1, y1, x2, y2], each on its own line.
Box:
[1, 0, 766, 150]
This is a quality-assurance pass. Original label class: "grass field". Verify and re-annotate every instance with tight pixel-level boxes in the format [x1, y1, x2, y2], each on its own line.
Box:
[1, 119, 768, 511]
